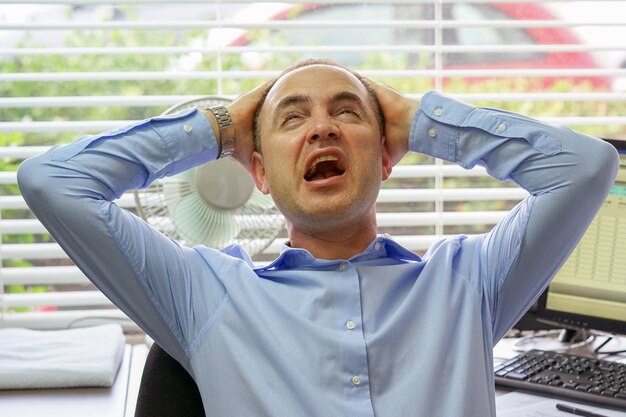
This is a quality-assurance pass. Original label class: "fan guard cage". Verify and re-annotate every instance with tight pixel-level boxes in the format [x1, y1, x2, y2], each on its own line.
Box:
[134, 96, 284, 257]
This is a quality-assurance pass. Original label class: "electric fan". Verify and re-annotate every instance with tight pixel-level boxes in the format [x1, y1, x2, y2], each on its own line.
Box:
[134, 97, 284, 257]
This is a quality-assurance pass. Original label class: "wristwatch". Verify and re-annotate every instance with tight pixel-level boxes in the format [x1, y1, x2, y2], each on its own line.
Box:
[206, 105, 235, 159]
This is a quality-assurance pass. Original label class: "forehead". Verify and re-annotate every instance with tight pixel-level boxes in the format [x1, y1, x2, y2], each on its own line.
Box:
[265, 65, 369, 109]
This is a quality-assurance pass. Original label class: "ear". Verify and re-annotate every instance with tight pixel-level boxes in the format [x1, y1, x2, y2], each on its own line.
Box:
[381, 135, 393, 181]
[250, 151, 271, 194]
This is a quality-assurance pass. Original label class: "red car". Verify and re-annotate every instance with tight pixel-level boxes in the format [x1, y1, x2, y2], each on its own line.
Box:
[223, 2, 611, 90]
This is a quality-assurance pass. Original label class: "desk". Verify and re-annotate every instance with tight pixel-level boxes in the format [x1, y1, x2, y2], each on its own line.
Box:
[0, 344, 148, 417]
[1, 338, 624, 416]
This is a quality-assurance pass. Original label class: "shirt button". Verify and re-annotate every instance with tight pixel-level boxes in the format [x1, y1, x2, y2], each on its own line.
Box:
[434, 107, 443, 116]
[345, 320, 357, 330]
[351, 376, 361, 386]
[183, 124, 193, 133]
[497, 123, 506, 132]
[428, 128, 438, 138]
[339, 262, 348, 271]
[374, 242, 381, 251]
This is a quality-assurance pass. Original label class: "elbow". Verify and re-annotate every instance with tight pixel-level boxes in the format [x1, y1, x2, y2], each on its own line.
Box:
[569, 137, 619, 180]
[570, 139, 620, 210]
[17, 155, 55, 210]
[588, 139, 620, 189]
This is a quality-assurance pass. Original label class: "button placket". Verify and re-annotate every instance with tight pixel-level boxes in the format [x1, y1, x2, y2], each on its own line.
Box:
[335, 262, 372, 413]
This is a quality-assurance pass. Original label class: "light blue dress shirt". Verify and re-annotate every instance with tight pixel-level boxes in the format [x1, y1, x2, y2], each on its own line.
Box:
[18, 91, 618, 417]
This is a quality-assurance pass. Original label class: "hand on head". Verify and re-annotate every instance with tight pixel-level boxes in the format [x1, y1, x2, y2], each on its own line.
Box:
[366, 80, 420, 166]
[226, 82, 269, 171]
[226, 64, 420, 173]
[221, 60, 421, 258]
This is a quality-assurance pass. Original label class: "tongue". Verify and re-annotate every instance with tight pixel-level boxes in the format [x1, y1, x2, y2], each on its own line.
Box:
[309, 161, 343, 181]
[312, 171, 340, 181]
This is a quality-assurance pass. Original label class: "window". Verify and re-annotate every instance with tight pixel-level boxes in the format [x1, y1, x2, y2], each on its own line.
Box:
[1, 1, 625, 330]
[445, 3, 541, 64]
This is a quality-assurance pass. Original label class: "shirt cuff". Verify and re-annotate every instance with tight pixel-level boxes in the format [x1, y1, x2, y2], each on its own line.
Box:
[408, 91, 466, 163]
[152, 107, 220, 171]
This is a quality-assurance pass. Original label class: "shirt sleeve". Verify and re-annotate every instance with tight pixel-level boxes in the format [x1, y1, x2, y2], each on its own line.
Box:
[409, 91, 620, 342]
[17, 107, 227, 367]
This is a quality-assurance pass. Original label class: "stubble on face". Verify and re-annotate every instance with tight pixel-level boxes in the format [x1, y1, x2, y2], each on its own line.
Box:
[252, 65, 388, 236]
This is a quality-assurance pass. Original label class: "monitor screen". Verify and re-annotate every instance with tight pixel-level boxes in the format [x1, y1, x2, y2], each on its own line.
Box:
[536, 139, 626, 336]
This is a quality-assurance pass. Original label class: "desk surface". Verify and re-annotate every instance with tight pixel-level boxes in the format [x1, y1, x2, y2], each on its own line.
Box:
[0, 344, 148, 417]
[0, 337, 624, 417]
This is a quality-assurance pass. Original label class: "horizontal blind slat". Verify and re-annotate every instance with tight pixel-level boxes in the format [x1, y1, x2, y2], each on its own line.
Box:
[3, 19, 624, 31]
[4, 68, 626, 83]
[0, 0, 576, 5]
[377, 211, 508, 227]
[2, 291, 111, 308]
[3, 116, 622, 133]
[4, 44, 626, 57]
[3, 266, 88, 286]
[378, 188, 528, 203]
[0, 194, 136, 210]
[2, 93, 625, 110]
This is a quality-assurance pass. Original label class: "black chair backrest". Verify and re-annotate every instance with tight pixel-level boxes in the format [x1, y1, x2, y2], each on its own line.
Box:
[134, 343, 205, 417]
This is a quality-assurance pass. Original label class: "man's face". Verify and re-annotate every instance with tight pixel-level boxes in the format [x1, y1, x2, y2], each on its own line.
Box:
[251, 65, 391, 234]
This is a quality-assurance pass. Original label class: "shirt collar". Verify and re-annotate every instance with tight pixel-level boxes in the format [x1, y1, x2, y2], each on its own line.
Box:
[254, 234, 421, 272]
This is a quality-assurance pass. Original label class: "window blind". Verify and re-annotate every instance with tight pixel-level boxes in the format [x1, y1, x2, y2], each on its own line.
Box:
[1, 0, 625, 330]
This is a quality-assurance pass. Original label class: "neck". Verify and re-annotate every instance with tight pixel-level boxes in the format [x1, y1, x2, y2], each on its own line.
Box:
[286, 215, 378, 260]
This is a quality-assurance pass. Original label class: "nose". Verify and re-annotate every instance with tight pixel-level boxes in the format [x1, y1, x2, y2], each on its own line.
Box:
[307, 113, 340, 143]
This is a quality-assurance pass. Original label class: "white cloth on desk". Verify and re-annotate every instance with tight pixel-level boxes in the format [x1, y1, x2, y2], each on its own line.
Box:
[0, 324, 125, 389]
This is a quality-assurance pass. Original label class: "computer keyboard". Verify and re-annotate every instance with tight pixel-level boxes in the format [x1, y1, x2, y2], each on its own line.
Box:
[495, 349, 626, 410]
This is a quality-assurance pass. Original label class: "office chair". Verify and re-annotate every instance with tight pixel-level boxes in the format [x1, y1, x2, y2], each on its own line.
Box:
[134, 343, 205, 417]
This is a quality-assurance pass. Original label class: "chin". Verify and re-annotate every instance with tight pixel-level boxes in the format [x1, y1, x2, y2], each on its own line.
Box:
[288, 195, 375, 231]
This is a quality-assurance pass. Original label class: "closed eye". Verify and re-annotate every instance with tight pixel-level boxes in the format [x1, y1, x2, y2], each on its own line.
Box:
[336, 107, 360, 118]
[282, 112, 304, 125]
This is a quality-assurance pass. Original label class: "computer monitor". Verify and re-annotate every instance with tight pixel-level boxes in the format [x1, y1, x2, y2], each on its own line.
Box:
[535, 139, 626, 339]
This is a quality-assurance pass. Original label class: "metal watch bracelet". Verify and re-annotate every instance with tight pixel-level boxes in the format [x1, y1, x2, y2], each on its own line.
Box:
[206, 105, 235, 159]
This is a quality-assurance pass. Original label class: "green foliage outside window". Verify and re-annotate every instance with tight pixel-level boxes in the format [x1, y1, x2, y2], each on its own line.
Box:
[2, 5, 625, 309]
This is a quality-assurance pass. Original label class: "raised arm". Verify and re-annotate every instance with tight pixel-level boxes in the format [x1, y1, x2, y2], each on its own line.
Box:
[17, 86, 265, 366]
[372, 84, 619, 342]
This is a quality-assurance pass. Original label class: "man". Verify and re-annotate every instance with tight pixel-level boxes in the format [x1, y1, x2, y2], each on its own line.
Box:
[18, 59, 618, 416]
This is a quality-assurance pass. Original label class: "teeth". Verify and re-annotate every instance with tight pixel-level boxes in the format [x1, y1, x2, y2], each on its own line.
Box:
[309, 155, 338, 173]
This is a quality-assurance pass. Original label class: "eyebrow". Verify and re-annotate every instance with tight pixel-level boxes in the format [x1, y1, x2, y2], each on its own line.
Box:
[271, 94, 312, 127]
[330, 91, 366, 108]
[275, 94, 312, 114]
[271, 90, 367, 127]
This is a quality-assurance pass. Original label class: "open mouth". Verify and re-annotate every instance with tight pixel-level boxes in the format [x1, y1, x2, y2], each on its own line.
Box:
[304, 155, 346, 182]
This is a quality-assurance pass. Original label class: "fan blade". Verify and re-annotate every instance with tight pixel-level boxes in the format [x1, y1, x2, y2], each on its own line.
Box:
[172, 192, 240, 248]
[245, 189, 277, 210]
